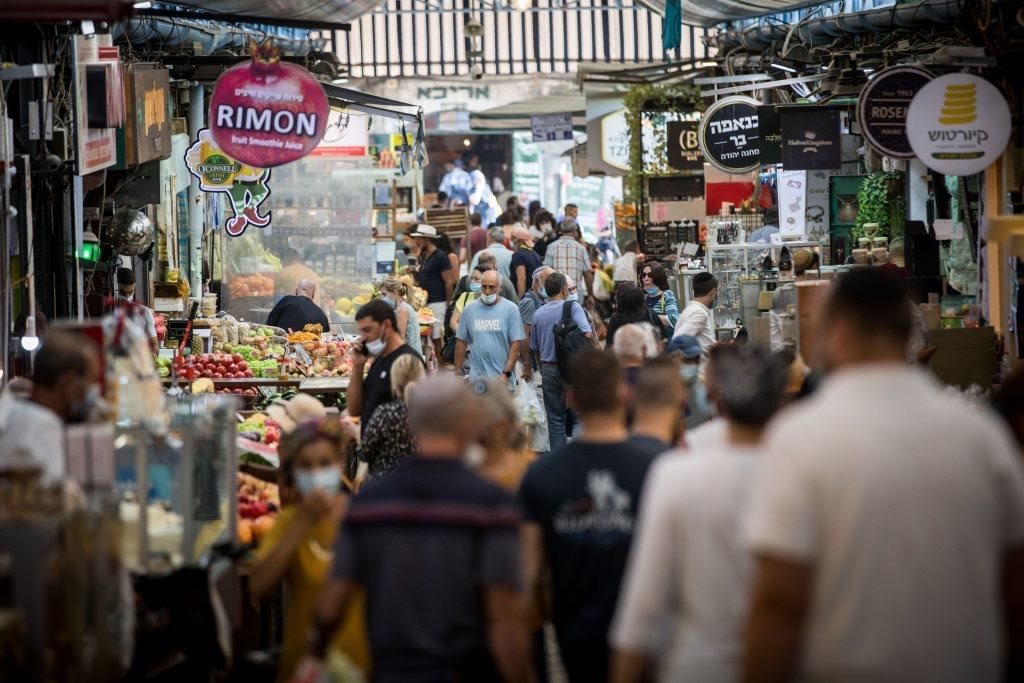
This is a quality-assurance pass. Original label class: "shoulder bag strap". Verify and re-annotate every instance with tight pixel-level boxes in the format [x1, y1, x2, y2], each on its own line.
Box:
[561, 300, 573, 322]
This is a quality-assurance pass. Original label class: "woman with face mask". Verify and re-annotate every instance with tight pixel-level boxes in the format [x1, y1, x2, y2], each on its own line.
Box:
[531, 209, 558, 260]
[249, 419, 369, 682]
[357, 352, 425, 478]
[378, 278, 424, 358]
[639, 262, 679, 339]
[448, 264, 489, 334]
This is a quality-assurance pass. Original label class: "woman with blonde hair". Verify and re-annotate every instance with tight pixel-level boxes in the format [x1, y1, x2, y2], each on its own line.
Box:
[357, 352, 425, 477]
[467, 378, 534, 490]
[379, 277, 423, 357]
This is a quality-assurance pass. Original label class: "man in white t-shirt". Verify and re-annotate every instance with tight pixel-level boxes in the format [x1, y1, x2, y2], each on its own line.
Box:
[673, 272, 718, 358]
[0, 332, 102, 485]
[742, 269, 1024, 683]
[611, 344, 789, 682]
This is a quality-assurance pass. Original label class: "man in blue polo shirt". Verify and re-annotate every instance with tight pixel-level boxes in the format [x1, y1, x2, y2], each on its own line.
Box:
[530, 271, 593, 452]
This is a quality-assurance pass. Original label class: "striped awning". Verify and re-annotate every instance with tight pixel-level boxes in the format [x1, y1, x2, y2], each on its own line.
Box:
[469, 90, 586, 132]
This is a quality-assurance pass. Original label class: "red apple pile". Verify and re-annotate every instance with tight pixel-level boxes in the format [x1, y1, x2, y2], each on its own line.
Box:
[173, 352, 254, 381]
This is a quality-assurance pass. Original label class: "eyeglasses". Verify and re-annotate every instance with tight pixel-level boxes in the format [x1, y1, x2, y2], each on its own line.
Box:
[567, 286, 578, 294]
[480, 284, 500, 292]
[641, 271, 653, 279]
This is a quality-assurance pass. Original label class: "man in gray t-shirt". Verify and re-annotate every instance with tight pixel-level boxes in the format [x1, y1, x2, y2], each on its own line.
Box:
[455, 270, 527, 381]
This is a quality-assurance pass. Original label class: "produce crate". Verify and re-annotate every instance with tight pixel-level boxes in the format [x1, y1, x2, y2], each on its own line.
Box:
[929, 326, 997, 390]
[423, 207, 469, 240]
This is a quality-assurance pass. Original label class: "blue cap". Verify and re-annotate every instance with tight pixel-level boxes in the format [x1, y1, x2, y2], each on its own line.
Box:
[666, 335, 702, 359]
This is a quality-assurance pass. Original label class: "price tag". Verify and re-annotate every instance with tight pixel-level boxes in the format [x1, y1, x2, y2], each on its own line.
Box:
[682, 242, 699, 256]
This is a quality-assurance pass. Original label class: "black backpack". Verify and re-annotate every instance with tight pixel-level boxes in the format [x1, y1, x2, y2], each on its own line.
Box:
[554, 301, 591, 379]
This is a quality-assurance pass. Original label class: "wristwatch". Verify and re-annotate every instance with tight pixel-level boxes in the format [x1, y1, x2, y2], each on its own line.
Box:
[503, 370, 512, 379]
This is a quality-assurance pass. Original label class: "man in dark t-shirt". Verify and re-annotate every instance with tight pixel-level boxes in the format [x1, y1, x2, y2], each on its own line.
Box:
[509, 226, 544, 298]
[519, 349, 657, 683]
[347, 299, 423, 436]
[305, 376, 530, 683]
[266, 278, 330, 333]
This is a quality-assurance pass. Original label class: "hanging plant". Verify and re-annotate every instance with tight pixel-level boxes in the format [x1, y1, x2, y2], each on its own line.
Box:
[622, 83, 704, 207]
[853, 170, 906, 240]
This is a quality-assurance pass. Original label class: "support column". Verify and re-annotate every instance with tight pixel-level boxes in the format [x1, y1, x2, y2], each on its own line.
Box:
[188, 84, 205, 299]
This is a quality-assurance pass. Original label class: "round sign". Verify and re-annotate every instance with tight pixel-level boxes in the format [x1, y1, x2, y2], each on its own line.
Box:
[906, 73, 1011, 176]
[209, 41, 329, 168]
[698, 96, 761, 174]
[857, 66, 933, 158]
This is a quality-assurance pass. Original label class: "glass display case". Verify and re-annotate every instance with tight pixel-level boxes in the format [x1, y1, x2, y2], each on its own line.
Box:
[706, 241, 824, 336]
[115, 394, 239, 572]
[219, 154, 417, 331]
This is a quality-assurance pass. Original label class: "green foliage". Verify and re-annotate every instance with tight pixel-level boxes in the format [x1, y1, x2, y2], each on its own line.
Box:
[622, 83, 704, 207]
[853, 170, 906, 240]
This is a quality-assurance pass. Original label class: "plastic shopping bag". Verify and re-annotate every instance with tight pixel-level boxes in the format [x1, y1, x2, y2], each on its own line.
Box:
[515, 379, 546, 427]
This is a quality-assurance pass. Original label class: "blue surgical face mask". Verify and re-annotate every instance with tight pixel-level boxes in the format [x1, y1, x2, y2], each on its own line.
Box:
[539, 288, 549, 300]
[645, 286, 660, 295]
[383, 296, 398, 309]
[294, 466, 341, 496]
[469, 281, 482, 293]
[567, 293, 579, 303]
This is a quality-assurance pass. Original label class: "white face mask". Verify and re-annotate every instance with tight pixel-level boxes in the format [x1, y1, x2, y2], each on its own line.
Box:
[117, 293, 134, 303]
[481, 293, 498, 305]
[680, 364, 700, 383]
[294, 466, 341, 496]
[365, 337, 386, 356]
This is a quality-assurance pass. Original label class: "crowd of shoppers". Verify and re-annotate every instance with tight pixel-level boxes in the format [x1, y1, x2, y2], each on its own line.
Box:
[272, 265, 1024, 683]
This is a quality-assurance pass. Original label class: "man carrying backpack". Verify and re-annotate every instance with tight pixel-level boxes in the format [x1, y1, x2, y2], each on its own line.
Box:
[529, 271, 594, 452]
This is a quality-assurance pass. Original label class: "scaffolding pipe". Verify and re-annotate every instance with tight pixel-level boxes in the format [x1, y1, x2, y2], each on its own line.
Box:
[709, 0, 964, 51]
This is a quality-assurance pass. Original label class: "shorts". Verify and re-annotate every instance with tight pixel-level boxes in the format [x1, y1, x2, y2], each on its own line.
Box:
[428, 301, 448, 340]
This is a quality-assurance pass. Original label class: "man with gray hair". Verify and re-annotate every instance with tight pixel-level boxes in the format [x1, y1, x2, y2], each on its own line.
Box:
[469, 226, 514, 280]
[544, 217, 594, 301]
[477, 252, 519, 303]
[308, 375, 531, 683]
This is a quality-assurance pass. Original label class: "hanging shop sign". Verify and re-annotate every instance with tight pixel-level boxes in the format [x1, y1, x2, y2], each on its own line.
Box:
[531, 112, 574, 142]
[73, 34, 123, 176]
[599, 110, 631, 172]
[778, 170, 806, 238]
[906, 73, 1011, 176]
[209, 39, 329, 168]
[667, 120, 703, 171]
[757, 106, 782, 166]
[857, 66, 933, 159]
[781, 109, 841, 170]
[185, 129, 272, 237]
[698, 96, 761, 174]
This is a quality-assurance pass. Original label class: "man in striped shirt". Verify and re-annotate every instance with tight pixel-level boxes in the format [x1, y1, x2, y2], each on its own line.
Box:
[544, 217, 595, 301]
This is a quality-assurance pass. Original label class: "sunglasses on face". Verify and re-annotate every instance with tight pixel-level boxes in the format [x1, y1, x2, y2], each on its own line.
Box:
[641, 272, 653, 279]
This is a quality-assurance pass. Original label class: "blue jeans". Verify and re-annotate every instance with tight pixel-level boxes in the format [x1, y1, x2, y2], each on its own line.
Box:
[540, 364, 580, 452]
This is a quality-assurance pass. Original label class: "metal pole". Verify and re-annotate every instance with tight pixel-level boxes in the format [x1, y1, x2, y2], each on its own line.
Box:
[188, 85, 205, 299]
[0, 99, 10, 383]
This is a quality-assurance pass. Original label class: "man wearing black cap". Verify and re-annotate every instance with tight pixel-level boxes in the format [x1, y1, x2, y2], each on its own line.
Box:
[673, 272, 718, 360]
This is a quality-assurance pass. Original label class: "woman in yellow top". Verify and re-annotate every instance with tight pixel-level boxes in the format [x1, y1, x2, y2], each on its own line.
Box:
[448, 264, 489, 333]
[249, 420, 370, 682]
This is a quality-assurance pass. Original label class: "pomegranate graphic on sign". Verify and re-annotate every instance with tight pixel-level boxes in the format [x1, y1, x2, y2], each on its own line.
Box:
[209, 39, 329, 168]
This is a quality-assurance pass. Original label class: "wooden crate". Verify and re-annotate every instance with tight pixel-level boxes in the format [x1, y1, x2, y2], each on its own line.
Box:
[929, 326, 997, 390]
[423, 207, 470, 241]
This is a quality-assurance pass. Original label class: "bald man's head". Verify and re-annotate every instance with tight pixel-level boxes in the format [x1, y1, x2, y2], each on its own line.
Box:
[295, 279, 317, 298]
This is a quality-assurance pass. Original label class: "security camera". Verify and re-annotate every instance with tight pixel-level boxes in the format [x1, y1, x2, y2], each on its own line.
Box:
[471, 63, 483, 80]
[465, 17, 483, 37]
